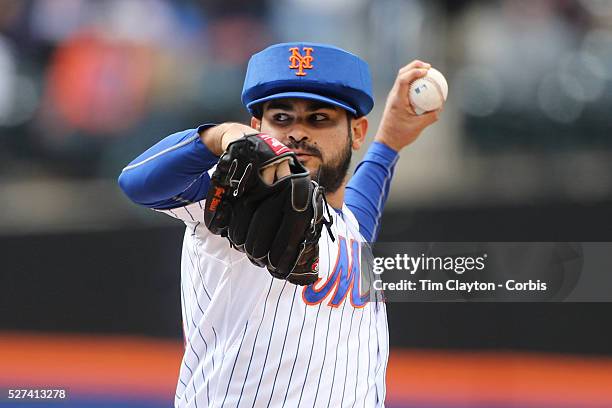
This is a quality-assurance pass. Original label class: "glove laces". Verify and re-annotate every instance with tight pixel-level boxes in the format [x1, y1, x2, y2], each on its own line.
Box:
[320, 189, 335, 242]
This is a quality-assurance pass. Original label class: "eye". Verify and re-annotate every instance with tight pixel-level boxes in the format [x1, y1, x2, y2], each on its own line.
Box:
[311, 113, 328, 122]
[273, 113, 291, 122]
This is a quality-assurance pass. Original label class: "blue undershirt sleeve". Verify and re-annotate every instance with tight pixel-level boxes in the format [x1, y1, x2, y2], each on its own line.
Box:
[345, 141, 399, 242]
[118, 124, 219, 209]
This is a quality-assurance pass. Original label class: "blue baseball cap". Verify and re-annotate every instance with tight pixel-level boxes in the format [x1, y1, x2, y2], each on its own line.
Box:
[242, 42, 374, 117]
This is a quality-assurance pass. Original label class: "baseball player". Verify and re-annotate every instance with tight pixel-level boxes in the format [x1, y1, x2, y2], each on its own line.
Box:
[119, 42, 439, 407]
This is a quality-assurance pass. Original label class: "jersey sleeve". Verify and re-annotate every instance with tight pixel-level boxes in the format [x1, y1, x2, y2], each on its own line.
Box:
[345, 141, 399, 242]
[118, 124, 219, 210]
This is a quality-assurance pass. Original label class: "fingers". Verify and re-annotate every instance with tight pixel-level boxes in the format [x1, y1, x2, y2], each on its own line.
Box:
[398, 60, 431, 75]
[396, 68, 429, 96]
[395, 60, 432, 98]
[219, 123, 260, 152]
[261, 165, 275, 185]
[375, 60, 442, 151]
[276, 160, 291, 179]
[260, 158, 292, 185]
[416, 109, 441, 126]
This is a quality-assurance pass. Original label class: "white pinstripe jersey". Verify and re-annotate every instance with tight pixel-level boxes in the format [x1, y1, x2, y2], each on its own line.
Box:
[160, 197, 389, 408]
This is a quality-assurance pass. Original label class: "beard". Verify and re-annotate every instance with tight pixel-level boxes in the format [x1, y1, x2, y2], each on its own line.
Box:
[285, 130, 353, 194]
[316, 134, 352, 193]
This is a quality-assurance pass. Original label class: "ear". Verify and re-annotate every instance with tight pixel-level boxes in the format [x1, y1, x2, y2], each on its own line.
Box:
[250, 117, 261, 131]
[350, 116, 368, 150]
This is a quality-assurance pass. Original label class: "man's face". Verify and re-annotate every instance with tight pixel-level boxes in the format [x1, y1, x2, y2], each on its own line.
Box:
[253, 98, 355, 193]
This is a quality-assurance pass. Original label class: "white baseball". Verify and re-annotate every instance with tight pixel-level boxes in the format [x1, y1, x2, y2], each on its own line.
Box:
[409, 67, 448, 115]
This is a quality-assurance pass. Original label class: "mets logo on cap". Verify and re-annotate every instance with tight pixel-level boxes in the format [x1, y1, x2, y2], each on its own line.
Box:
[241, 42, 375, 117]
[288, 47, 313, 76]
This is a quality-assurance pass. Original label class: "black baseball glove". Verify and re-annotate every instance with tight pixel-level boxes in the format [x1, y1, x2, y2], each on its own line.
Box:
[203, 133, 330, 285]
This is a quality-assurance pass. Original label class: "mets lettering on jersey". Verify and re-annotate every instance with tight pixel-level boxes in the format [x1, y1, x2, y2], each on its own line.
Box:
[304, 237, 370, 308]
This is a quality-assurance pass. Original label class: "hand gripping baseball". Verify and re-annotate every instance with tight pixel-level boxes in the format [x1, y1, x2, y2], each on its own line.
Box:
[204, 133, 327, 285]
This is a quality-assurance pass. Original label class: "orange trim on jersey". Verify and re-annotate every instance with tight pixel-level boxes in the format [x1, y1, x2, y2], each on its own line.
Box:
[386, 349, 612, 406]
[0, 331, 182, 398]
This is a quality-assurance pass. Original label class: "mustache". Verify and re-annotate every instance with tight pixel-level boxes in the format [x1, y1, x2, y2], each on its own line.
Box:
[284, 140, 323, 158]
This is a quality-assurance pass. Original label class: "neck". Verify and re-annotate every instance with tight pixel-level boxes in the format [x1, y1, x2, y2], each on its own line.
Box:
[325, 184, 346, 210]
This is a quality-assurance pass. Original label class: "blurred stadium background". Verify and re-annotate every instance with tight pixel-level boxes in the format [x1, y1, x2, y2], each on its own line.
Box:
[1, 0, 612, 407]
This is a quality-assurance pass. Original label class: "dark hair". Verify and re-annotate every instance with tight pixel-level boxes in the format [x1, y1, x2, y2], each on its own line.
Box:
[251, 104, 264, 120]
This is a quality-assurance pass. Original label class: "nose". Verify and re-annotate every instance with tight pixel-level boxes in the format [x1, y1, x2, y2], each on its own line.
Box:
[288, 135, 308, 145]
[288, 130, 309, 144]
[283, 119, 310, 144]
